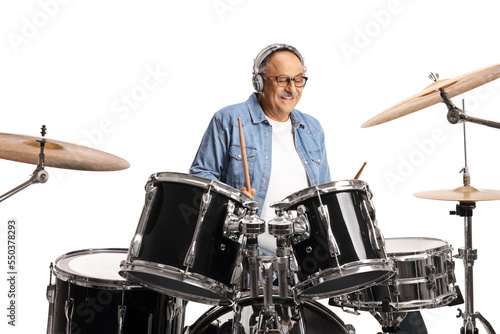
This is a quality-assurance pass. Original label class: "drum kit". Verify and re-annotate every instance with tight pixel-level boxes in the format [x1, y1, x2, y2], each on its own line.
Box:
[2, 62, 500, 334]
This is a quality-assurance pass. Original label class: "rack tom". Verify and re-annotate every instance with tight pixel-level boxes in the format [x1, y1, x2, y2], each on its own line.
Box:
[282, 179, 392, 300]
[120, 172, 252, 305]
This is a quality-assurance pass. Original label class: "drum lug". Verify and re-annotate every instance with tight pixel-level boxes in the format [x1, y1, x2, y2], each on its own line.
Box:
[184, 190, 213, 268]
[64, 297, 74, 334]
[117, 305, 127, 334]
[312, 187, 341, 258]
[291, 205, 310, 244]
[46, 263, 55, 334]
[131, 185, 159, 257]
[318, 203, 341, 257]
[362, 201, 384, 251]
[46, 263, 56, 304]
[446, 259, 457, 284]
[223, 200, 242, 241]
[425, 265, 437, 291]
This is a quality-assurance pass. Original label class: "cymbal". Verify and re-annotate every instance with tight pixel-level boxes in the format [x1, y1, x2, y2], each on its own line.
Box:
[414, 185, 500, 202]
[362, 63, 500, 128]
[0, 132, 130, 171]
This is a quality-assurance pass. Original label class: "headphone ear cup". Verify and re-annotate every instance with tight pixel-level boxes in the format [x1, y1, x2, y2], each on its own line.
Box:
[252, 74, 264, 92]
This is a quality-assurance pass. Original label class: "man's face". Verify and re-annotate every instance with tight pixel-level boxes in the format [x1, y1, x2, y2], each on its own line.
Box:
[258, 51, 305, 121]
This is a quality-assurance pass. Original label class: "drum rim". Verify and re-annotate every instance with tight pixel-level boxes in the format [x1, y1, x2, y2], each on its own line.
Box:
[53, 248, 138, 289]
[333, 283, 458, 312]
[281, 179, 369, 206]
[294, 259, 393, 300]
[120, 259, 234, 305]
[152, 172, 253, 203]
[187, 295, 351, 334]
[385, 237, 451, 257]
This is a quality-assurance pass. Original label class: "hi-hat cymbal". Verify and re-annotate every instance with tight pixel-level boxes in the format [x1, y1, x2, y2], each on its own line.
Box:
[414, 185, 500, 202]
[0, 132, 130, 171]
[362, 63, 500, 128]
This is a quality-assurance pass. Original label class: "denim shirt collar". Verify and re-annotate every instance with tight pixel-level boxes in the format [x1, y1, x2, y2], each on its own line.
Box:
[247, 93, 305, 129]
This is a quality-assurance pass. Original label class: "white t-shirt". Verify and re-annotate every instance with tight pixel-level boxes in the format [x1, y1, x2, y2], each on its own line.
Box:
[259, 116, 309, 254]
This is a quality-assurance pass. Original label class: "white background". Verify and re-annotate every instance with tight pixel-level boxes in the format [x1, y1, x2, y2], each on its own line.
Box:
[1, 0, 500, 332]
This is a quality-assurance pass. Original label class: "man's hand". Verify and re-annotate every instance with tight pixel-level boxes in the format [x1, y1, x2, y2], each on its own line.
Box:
[240, 187, 256, 199]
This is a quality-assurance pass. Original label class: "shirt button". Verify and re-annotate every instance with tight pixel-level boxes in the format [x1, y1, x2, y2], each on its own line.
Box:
[304, 161, 308, 164]
[238, 155, 242, 158]
[265, 156, 268, 159]
[262, 179, 266, 183]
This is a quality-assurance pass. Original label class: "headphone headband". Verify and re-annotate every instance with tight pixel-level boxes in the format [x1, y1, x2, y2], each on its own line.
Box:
[251, 43, 306, 92]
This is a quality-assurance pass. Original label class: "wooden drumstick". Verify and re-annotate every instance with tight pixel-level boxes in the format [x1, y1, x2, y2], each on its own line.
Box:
[354, 162, 367, 180]
[238, 117, 252, 192]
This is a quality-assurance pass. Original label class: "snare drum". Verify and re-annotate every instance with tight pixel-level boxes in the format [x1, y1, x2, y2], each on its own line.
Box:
[332, 237, 458, 311]
[120, 172, 251, 305]
[186, 295, 354, 334]
[282, 180, 392, 300]
[46, 248, 184, 334]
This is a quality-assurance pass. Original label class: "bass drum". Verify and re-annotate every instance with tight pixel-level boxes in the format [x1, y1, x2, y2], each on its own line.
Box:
[185, 296, 355, 334]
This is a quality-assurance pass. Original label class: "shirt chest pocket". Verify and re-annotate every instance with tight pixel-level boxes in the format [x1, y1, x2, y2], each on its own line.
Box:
[308, 149, 323, 165]
[227, 145, 257, 188]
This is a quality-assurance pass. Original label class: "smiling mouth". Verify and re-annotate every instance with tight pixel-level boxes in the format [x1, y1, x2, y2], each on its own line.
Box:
[278, 92, 298, 101]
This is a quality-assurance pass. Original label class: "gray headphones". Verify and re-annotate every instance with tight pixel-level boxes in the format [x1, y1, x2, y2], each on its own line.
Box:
[251, 43, 306, 93]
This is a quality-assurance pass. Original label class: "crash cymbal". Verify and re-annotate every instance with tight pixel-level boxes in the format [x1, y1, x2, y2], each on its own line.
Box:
[0, 132, 130, 171]
[414, 185, 500, 202]
[362, 63, 500, 128]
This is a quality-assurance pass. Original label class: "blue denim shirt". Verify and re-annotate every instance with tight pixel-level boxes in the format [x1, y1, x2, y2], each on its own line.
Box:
[189, 93, 331, 214]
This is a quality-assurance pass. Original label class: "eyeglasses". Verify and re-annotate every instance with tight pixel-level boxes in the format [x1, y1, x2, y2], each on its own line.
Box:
[260, 74, 308, 88]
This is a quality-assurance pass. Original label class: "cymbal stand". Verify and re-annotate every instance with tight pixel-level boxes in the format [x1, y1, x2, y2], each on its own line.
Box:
[0, 125, 49, 203]
[432, 88, 497, 333]
[427, 72, 500, 130]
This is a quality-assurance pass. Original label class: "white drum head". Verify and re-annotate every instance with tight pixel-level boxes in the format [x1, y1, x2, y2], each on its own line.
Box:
[386, 237, 449, 256]
[53, 248, 133, 289]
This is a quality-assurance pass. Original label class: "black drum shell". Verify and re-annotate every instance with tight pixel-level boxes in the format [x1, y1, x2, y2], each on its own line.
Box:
[287, 181, 390, 297]
[122, 172, 251, 304]
[48, 248, 183, 334]
[51, 278, 175, 334]
[135, 180, 241, 286]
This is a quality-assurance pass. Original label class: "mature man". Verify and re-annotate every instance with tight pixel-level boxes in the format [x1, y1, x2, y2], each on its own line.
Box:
[189, 43, 427, 333]
[189, 44, 330, 239]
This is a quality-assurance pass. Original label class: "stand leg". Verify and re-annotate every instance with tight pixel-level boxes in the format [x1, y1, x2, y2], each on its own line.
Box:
[451, 202, 496, 334]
